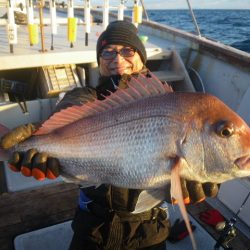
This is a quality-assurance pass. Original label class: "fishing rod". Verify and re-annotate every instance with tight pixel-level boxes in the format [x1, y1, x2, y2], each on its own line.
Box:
[38, 0, 46, 52]
[50, 0, 57, 50]
[7, 0, 17, 53]
[214, 191, 250, 250]
[84, 0, 91, 46]
[186, 0, 201, 37]
[140, 0, 149, 21]
[118, 0, 125, 21]
[103, 0, 109, 30]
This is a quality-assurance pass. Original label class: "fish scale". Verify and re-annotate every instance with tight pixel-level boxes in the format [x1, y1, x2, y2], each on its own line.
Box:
[18, 114, 175, 189]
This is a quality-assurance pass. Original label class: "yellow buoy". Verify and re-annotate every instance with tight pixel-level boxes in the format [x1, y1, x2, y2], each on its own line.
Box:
[68, 17, 77, 42]
[28, 24, 39, 45]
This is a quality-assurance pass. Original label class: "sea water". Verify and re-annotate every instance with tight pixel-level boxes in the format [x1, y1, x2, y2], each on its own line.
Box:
[126, 9, 250, 53]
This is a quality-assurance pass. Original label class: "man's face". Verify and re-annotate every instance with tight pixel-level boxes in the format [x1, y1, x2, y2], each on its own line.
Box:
[99, 45, 144, 76]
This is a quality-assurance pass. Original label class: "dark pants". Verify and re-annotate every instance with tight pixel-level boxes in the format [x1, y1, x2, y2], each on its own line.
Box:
[68, 207, 169, 250]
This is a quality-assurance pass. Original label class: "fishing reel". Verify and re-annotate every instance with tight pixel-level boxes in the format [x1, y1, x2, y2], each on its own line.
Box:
[0, 78, 27, 95]
[214, 191, 250, 250]
[214, 218, 237, 250]
[0, 78, 28, 113]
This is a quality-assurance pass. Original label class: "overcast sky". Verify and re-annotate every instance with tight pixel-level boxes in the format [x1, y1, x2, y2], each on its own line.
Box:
[90, 0, 250, 9]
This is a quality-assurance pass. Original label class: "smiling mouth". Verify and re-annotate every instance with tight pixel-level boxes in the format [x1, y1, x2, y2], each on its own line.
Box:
[235, 155, 250, 170]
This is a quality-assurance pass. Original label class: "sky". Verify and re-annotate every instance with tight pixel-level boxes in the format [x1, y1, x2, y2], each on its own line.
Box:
[90, 0, 250, 10]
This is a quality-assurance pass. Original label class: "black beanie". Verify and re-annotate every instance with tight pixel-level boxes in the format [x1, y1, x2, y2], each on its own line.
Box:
[96, 21, 147, 65]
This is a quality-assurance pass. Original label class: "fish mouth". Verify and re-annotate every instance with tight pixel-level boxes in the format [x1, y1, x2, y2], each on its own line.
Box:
[235, 155, 250, 170]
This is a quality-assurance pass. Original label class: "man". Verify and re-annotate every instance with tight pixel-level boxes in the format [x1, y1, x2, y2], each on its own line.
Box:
[1, 21, 218, 250]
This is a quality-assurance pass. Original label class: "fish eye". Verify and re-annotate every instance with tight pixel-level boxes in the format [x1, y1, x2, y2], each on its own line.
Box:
[215, 121, 234, 138]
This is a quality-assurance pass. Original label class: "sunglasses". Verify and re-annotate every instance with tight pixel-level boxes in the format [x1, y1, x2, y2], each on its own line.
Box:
[101, 47, 136, 60]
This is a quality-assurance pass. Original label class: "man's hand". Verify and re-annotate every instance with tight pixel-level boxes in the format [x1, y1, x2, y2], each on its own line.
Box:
[0, 123, 60, 181]
[8, 149, 60, 180]
[165, 178, 219, 204]
[0, 123, 37, 150]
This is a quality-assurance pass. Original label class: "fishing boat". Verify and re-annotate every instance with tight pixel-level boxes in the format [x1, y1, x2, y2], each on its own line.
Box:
[0, 0, 249, 249]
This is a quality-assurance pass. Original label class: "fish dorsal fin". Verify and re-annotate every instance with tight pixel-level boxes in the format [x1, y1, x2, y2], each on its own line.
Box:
[34, 72, 173, 135]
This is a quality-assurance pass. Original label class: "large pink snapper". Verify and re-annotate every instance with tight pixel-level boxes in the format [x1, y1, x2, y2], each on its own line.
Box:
[1, 73, 250, 196]
[1, 73, 250, 249]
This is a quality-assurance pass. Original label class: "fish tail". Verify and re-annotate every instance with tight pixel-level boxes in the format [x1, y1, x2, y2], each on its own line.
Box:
[171, 157, 197, 250]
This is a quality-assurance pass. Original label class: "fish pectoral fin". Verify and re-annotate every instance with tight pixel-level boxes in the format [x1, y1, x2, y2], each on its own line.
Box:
[132, 188, 169, 214]
[171, 157, 197, 250]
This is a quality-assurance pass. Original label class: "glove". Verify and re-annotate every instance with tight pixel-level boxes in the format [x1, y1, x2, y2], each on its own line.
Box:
[186, 180, 219, 203]
[199, 209, 225, 227]
[2, 87, 97, 181]
[165, 178, 219, 204]
[7, 144, 60, 181]
[167, 219, 196, 243]
[0, 122, 60, 181]
[0, 123, 37, 150]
